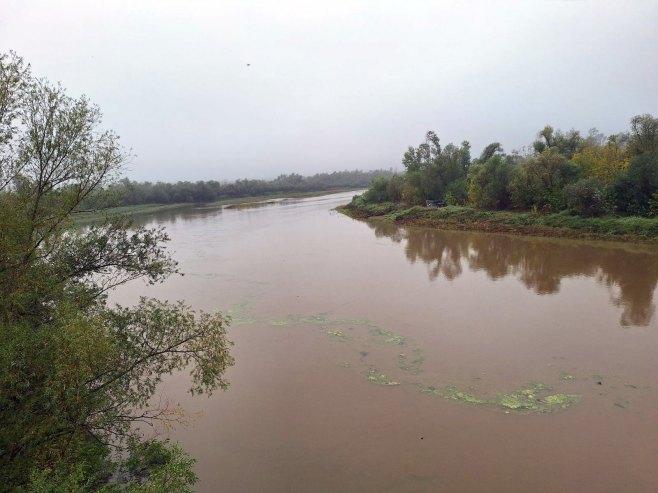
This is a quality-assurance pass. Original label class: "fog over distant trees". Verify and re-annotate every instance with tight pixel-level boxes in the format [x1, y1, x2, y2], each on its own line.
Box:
[83, 169, 394, 208]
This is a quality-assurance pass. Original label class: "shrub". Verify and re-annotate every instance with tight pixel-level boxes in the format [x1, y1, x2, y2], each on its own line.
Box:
[562, 178, 606, 216]
[445, 178, 468, 205]
[400, 183, 424, 205]
[362, 176, 390, 203]
[608, 151, 658, 215]
[467, 156, 513, 209]
[649, 192, 658, 217]
[386, 174, 405, 202]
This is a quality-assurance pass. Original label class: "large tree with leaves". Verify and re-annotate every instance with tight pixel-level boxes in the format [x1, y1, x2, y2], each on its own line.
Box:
[400, 131, 471, 204]
[0, 52, 233, 491]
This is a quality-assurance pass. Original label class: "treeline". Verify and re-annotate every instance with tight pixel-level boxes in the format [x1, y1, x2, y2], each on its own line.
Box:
[359, 114, 658, 217]
[88, 169, 394, 208]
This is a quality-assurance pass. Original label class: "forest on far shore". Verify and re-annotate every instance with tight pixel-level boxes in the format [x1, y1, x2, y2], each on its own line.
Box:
[357, 114, 658, 218]
[83, 169, 394, 209]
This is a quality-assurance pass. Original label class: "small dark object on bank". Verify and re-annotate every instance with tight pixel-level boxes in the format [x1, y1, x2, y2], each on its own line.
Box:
[597, 381, 603, 385]
[426, 199, 446, 208]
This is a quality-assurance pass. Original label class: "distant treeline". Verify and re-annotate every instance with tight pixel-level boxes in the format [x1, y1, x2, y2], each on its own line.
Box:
[87, 169, 394, 208]
[357, 114, 658, 217]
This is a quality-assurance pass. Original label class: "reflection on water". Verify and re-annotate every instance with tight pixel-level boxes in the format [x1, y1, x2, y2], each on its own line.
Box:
[365, 220, 658, 326]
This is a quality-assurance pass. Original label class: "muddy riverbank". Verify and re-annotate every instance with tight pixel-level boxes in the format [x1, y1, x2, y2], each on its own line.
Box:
[338, 201, 658, 243]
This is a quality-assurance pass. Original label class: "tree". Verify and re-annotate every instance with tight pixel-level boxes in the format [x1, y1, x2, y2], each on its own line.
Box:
[608, 151, 658, 215]
[0, 52, 31, 191]
[0, 52, 233, 490]
[386, 174, 404, 202]
[362, 176, 390, 203]
[399, 132, 470, 202]
[572, 143, 629, 185]
[532, 125, 584, 159]
[467, 155, 513, 209]
[509, 150, 580, 210]
[628, 113, 658, 156]
[478, 142, 503, 163]
[562, 178, 606, 217]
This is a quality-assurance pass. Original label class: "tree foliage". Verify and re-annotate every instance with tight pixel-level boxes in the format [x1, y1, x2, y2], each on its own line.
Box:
[400, 131, 470, 202]
[358, 114, 658, 218]
[467, 155, 513, 210]
[532, 126, 584, 159]
[571, 143, 629, 185]
[0, 52, 233, 491]
[562, 178, 605, 217]
[609, 152, 658, 215]
[83, 169, 395, 209]
[509, 150, 580, 210]
[628, 114, 658, 156]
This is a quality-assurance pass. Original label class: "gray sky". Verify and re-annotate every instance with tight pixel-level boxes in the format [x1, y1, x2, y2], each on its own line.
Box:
[2, 0, 657, 182]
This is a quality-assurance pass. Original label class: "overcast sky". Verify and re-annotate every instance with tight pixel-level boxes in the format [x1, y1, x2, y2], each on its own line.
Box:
[2, 1, 657, 182]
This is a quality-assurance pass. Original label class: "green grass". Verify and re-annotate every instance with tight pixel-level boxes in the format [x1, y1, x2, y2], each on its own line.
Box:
[340, 201, 658, 242]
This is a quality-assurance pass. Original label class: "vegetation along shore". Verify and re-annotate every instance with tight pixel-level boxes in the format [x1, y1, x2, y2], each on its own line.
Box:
[339, 115, 658, 243]
[75, 189, 362, 223]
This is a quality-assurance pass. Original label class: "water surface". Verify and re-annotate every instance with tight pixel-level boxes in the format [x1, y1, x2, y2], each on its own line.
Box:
[113, 192, 658, 492]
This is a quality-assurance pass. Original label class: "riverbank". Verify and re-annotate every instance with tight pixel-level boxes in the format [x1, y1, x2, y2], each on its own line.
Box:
[337, 201, 658, 243]
[74, 189, 359, 223]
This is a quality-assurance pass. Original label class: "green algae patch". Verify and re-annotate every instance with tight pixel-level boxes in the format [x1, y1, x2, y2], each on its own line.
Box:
[325, 329, 352, 341]
[543, 394, 580, 407]
[416, 384, 488, 405]
[497, 383, 580, 414]
[398, 349, 424, 374]
[220, 304, 583, 415]
[444, 386, 488, 405]
[262, 313, 332, 327]
[417, 382, 580, 414]
[365, 368, 401, 386]
[300, 313, 331, 325]
[263, 313, 367, 328]
[229, 315, 260, 326]
[299, 313, 370, 326]
[417, 384, 442, 395]
[369, 327, 406, 345]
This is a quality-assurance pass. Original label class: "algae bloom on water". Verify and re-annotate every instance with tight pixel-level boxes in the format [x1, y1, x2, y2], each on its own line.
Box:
[369, 327, 407, 345]
[497, 383, 580, 414]
[325, 329, 352, 341]
[417, 382, 580, 414]
[365, 368, 401, 386]
[444, 386, 488, 405]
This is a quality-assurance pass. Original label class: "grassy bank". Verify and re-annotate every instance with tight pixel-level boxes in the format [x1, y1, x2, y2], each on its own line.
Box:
[74, 189, 357, 223]
[338, 201, 658, 243]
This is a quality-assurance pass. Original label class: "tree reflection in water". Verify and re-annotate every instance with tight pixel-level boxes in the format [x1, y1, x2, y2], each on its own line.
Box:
[366, 220, 658, 327]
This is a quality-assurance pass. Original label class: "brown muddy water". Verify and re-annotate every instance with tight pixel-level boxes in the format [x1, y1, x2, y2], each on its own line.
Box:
[111, 192, 658, 493]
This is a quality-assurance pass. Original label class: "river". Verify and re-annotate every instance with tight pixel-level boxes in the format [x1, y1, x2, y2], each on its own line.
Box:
[111, 191, 658, 493]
